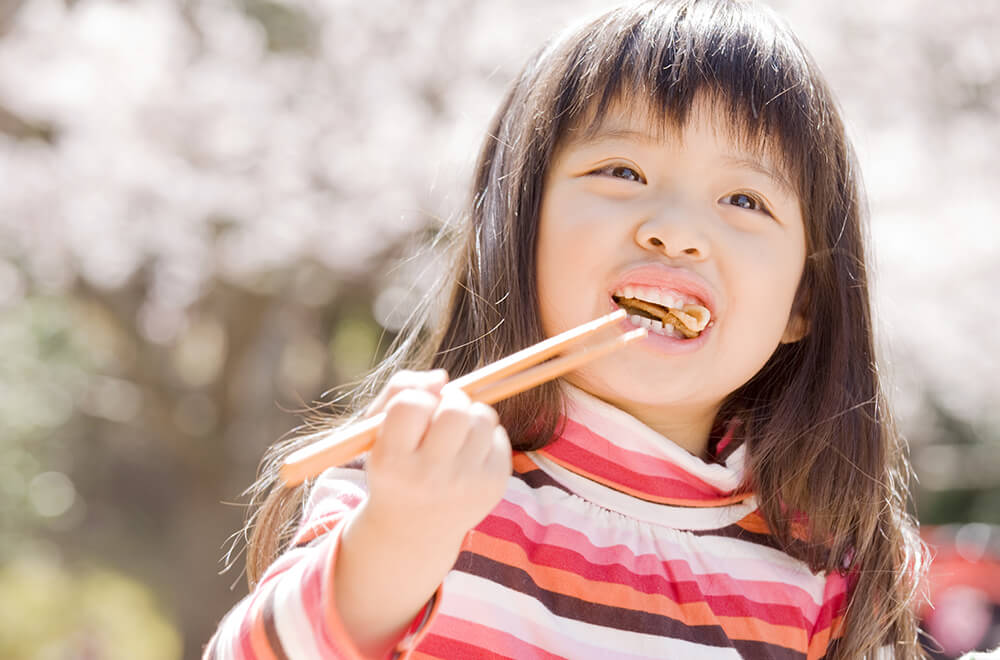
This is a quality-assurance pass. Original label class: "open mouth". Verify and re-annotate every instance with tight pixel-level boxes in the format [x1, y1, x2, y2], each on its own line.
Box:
[612, 288, 712, 340]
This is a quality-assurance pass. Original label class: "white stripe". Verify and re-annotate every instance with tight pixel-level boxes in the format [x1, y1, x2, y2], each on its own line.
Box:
[441, 571, 744, 659]
[272, 559, 327, 659]
[305, 467, 368, 520]
[207, 594, 250, 660]
[501, 476, 829, 607]
[528, 452, 756, 529]
[561, 384, 745, 491]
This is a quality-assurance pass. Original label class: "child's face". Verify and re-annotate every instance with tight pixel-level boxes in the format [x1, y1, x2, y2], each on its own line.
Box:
[536, 99, 807, 443]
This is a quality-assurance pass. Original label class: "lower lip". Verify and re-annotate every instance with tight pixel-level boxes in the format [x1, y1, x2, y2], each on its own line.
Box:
[610, 300, 712, 355]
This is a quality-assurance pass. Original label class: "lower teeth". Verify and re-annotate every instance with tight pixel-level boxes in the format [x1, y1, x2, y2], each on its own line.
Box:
[628, 314, 685, 339]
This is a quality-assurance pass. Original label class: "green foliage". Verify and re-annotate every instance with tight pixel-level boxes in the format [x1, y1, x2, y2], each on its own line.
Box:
[0, 297, 93, 551]
[241, 0, 317, 53]
[0, 555, 181, 660]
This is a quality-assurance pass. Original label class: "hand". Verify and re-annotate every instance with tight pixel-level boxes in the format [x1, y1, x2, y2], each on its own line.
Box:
[361, 369, 512, 547]
[335, 369, 512, 655]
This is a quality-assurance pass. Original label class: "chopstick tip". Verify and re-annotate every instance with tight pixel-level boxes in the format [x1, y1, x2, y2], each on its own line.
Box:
[278, 463, 305, 489]
[625, 327, 648, 341]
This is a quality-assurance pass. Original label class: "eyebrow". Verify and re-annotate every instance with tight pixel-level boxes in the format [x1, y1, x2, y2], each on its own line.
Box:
[564, 125, 798, 198]
[720, 156, 797, 198]
[569, 126, 653, 147]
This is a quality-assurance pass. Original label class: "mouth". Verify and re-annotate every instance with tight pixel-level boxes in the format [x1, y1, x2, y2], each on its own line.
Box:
[611, 286, 713, 340]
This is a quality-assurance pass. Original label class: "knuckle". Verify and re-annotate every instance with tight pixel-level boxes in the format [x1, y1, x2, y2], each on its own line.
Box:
[470, 402, 500, 425]
[435, 390, 471, 416]
[387, 370, 418, 388]
[492, 425, 511, 449]
[440, 386, 471, 406]
[434, 402, 472, 429]
[387, 388, 438, 415]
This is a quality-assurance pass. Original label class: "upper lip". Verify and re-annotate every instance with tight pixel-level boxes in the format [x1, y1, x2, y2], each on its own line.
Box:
[608, 264, 718, 316]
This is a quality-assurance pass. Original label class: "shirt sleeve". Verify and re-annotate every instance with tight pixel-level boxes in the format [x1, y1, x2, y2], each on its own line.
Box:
[203, 467, 442, 660]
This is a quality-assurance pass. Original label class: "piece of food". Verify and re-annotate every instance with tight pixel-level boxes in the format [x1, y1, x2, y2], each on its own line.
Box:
[612, 295, 711, 338]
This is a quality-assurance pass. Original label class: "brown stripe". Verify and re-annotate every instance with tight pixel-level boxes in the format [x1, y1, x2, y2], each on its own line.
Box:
[513, 465, 572, 494]
[261, 583, 291, 660]
[693, 523, 832, 567]
[691, 521, 784, 548]
[455, 551, 811, 657]
[454, 551, 734, 647]
[731, 637, 807, 660]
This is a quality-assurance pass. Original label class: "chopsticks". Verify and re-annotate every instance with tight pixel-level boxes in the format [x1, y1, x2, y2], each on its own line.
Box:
[279, 309, 645, 486]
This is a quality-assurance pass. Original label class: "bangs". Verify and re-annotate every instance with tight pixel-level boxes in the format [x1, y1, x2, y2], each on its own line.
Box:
[541, 0, 824, 201]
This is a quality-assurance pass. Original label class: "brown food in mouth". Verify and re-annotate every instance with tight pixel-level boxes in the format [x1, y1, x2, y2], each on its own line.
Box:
[612, 296, 711, 338]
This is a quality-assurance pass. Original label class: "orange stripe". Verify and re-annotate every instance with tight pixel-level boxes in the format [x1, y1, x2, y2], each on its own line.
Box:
[737, 511, 772, 535]
[807, 614, 844, 659]
[717, 614, 807, 653]
[293, 514, 343, 546]
[468, 531, 806, 649]
[318, 522, 369, 660]
[737, 510, 811, 543]
[512, 452, 538, 473]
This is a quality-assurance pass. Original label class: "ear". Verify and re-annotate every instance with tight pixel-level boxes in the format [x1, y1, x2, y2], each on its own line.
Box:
[779, 312, 809, 344]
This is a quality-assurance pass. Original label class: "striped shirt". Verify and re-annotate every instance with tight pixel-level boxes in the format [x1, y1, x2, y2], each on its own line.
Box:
[206, 385, 849, 659]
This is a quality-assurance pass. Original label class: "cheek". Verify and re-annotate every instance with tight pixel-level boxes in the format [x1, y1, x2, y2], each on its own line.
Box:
[536, 227, 584, 335]
[536, 194, 612, 334]
[739, 266, 805, 356]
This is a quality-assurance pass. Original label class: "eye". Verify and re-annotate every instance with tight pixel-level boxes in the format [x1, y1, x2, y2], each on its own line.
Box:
[591, 164, 646, 183]
[720, 192, 771, 215]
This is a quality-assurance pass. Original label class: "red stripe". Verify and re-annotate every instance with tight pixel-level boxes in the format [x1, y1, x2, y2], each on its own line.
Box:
[301, 544, 342, 656]
[489, 498, 823, 617]
[809, 580, 848, 636]
[417, 633, 515, 659]
[559, 417, 722, 492]
[234, 601, 260, 660]
[428, 615, 567, 660]
[473, 512, 812, 631]
[541, 420, 734, 504]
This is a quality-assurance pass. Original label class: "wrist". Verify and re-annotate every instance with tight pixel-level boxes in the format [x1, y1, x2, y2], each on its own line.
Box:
[335, 500, 463, 654]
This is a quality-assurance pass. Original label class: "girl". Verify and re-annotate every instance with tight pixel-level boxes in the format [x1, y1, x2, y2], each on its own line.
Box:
[206, 1, 927, 658]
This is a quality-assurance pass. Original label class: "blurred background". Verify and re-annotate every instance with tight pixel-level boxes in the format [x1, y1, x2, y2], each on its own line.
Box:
[0, 0, 997, 658]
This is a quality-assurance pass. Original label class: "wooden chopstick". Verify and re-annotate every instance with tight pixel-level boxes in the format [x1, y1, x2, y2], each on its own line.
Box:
[279, 310, 645, 486]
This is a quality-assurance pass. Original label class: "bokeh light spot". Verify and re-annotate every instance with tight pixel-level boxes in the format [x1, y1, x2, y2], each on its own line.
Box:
[27, 472, 76, 518]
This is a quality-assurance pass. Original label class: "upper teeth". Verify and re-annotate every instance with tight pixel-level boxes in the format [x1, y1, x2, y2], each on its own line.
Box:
[614, 286, 702, 310]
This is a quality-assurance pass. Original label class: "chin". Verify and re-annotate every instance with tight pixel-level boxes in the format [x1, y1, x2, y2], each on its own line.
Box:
[567, 366, 717, 411]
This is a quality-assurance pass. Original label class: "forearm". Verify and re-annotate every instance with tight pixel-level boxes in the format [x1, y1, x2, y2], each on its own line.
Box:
[335, 499, 465, 657]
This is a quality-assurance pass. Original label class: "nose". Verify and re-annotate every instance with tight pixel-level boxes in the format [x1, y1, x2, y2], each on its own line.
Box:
[635, 215, 710, 260]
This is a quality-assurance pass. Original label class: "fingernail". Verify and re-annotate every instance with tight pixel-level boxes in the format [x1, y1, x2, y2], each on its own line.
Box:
[441, 384, 470, 403]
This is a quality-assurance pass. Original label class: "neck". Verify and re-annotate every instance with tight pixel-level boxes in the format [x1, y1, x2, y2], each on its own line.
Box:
[569, 386, 720, 459]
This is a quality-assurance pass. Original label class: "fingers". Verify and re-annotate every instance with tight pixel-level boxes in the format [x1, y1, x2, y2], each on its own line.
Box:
[485, 425, 513, 475]
[422, 392, 497, 465]
[368, 369, 508, 479]
[365, 369, 448, 420]
[374, 388, 440, 457]
[363, 370, 511, 542]
[451, 401, 504, 467]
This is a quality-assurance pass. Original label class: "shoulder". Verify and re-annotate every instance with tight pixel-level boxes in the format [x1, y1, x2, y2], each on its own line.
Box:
[291, 466, 368, 547]
[306, 465, 367, 513]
